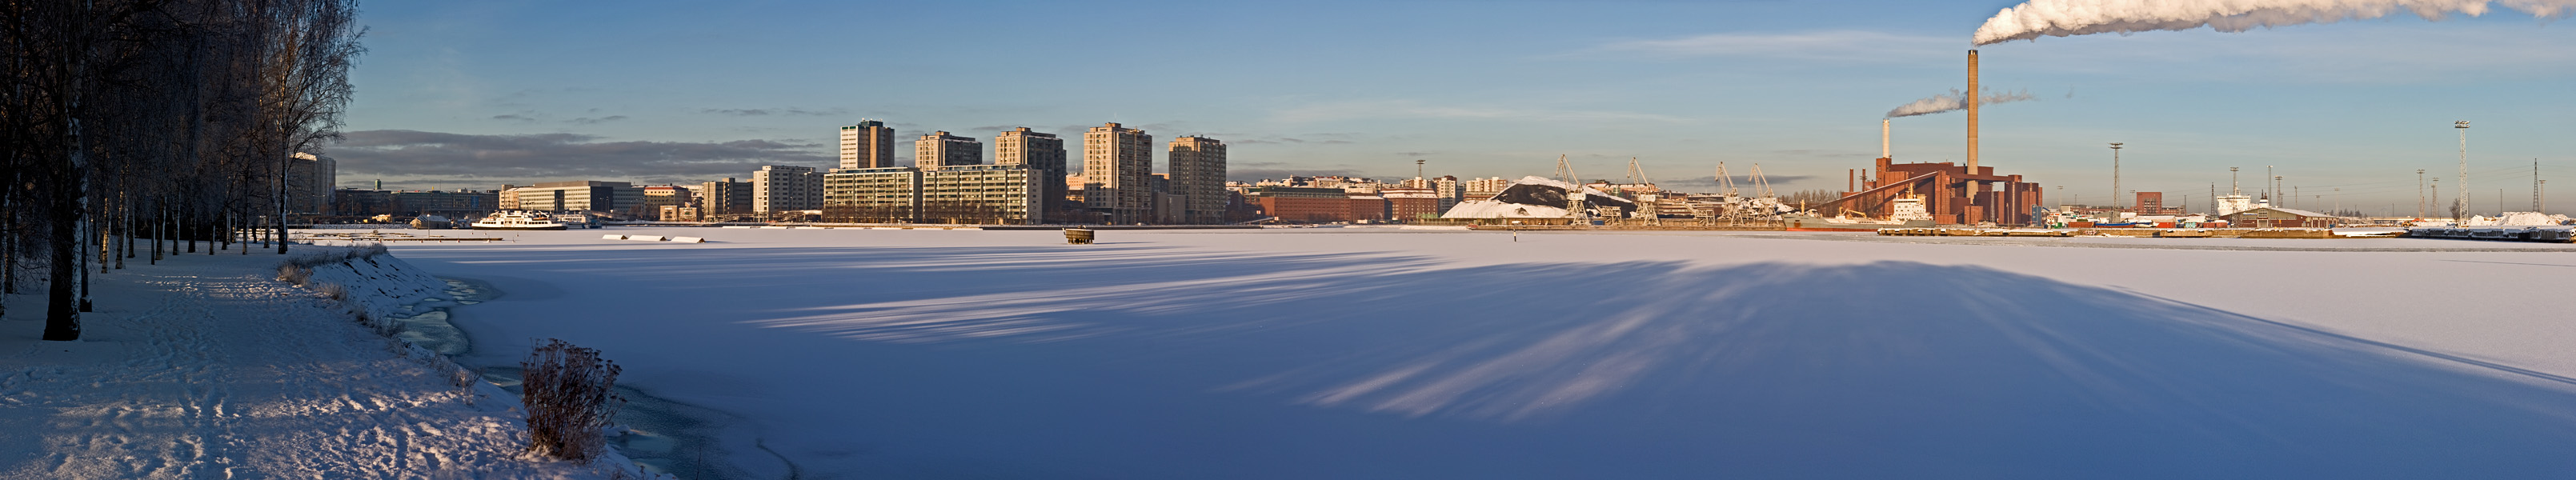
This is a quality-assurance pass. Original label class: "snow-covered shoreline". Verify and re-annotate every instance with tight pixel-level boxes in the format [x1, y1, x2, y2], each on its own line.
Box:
[1, 246, 647, 478]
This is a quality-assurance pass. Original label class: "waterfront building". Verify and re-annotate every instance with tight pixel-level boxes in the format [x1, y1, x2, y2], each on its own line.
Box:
[331, 189, 393, 216]
[387, 190, 499, 217]
[752, 166, 823, 214]
[923, 166, 1041, 225]
[839, 120, 898, 170]
[496, 185, 523, 210]
[822, 167, 923, 223]
[1167, 136, 1227, 224]
[659, 206, 702, 222]
[1243, 186, 1388, 223]
[996, 127, 1068, 222]
[1382, 187, 1442, 221]
[697, 178, 755, 217]
[641, 185, 695, 215]
[823, 165, 1042, 225]
[513, 181, 643, 213]
[1082, 122, 1153, 224]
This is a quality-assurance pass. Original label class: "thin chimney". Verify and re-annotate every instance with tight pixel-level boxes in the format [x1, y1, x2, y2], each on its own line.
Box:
[1966, 50, 1980, 175]
[1880, 118, 1891, 159]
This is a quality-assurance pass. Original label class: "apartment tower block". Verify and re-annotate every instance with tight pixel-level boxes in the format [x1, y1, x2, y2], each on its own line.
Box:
[1082, 122, 1153, 224]
[840, 121, 898, 170]
[915, 130, 982, 168]
[752, 165, 823, 214]
[1167, 136, 1227, 224]
[995, 127, 1068, 222]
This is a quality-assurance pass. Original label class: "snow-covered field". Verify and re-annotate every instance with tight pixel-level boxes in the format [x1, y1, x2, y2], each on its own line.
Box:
[378, 227, 2576, 478]
[0, 247, 634, 478]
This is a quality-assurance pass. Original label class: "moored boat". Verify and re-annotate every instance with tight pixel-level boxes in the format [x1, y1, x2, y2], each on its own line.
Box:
[470, 211, 567, 230]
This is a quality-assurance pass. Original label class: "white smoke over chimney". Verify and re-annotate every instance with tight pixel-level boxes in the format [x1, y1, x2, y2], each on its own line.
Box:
[1885, 88, 2037, 118]
[1974, 0, 2576, 45]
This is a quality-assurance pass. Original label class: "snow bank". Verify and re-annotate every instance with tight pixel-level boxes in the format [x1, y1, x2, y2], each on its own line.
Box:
[2477, 212, 2572, 226]
[301, 250, 454, 322]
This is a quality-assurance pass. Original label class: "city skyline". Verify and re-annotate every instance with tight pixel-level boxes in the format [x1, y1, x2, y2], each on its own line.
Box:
[333, 0, 2573, 211]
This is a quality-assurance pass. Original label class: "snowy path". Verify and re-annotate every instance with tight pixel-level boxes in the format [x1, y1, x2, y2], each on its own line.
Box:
[390, 227, 2576, 478]
[0, 250, 621, 478]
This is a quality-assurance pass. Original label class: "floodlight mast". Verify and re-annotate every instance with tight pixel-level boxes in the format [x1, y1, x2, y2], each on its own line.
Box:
[2109, 142, 2124, 220]
[2457, 121, 2471, 222]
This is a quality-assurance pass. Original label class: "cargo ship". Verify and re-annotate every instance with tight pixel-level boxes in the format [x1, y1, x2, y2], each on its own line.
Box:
[1785, 193, 1936, 231]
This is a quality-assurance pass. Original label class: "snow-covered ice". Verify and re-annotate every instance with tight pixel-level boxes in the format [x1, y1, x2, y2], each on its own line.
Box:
[368, 227, 2576, 478]
[0, 247, 638, 478]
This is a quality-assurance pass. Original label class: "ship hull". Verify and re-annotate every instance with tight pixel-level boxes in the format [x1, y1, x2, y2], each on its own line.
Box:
[470, 224, 566, 230]
[1783, 215, 1935, 232]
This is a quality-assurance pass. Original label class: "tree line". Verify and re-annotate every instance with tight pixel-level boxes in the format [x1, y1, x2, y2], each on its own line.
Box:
[3, 0, 364, 341]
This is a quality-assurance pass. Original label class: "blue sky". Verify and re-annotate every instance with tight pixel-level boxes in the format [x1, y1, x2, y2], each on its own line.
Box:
[339, 0, 2574, 215]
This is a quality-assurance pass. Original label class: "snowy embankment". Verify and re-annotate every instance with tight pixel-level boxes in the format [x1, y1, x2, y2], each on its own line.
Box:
[0, 246, 642, 478]
[387, 227, 2576, 479]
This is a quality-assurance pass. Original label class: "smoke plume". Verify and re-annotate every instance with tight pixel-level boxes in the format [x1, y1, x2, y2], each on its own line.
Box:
[1885, 89, 2037, 118]
[1974, 0, 2576, 45]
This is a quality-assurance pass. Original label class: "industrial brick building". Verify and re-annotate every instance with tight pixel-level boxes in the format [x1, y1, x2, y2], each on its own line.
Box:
[1830, 157, 2045, 226]
[1244, 186, 1388, 223]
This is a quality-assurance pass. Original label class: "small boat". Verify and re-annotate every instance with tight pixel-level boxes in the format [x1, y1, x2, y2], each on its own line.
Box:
[471, 211, 567, 230]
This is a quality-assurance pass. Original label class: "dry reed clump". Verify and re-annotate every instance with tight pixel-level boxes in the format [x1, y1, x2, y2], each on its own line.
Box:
[520, 338, 623, 462]
[314, 283, 348, 301]
[275, 263, 313, 286]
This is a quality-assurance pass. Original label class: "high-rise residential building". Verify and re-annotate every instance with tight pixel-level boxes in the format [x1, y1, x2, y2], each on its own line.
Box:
[995, 127, 1068, 222]
[915, 130, 982, 168]
[697, 178, 753, 216]
[839, 120, 898, 170]
[1434, 176, 1463, 214]
[286, 153, 336, 214]
[751, 166, 823, 214]
[1082, 122, 1153, 224]
[1167, 136, 1227, 224]
[1462, 177, 1512, 201]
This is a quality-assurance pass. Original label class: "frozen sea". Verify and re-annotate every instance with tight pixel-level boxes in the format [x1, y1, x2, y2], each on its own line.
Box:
[383, 226, 2576, 478]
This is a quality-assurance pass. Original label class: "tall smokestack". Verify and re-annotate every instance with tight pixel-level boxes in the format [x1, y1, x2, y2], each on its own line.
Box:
[1966, 50, 1980, 176]
[1880, 119, 1890, 159]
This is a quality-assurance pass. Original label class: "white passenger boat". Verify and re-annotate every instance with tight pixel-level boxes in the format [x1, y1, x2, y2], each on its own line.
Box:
[470, 211, 567, 230]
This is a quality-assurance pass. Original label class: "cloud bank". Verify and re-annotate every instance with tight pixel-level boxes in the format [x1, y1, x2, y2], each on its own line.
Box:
[331, 130, 832, 188]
